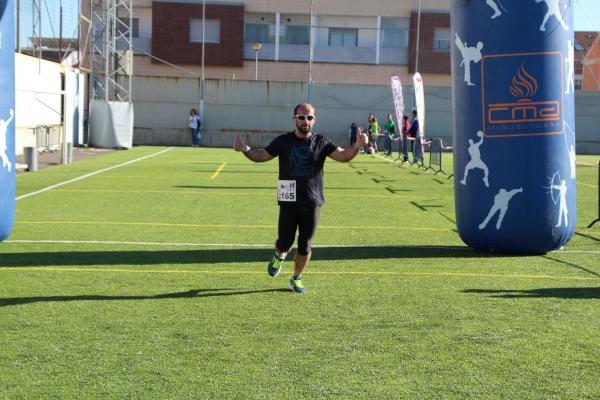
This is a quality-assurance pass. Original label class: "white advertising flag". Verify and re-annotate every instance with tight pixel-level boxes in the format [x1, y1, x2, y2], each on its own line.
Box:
[390, 75, 404, 128]
[413, 72, 425, 138]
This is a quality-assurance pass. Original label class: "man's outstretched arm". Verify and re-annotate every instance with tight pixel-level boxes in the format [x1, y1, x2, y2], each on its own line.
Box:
[233, 135, 274, 162]
[329, 128, 368, 162]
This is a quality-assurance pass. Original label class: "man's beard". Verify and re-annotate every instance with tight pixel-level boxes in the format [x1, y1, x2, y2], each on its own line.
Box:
[296, 123, 311, 135]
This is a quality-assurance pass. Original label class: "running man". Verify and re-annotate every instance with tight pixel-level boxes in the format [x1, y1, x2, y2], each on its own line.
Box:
[479, 187, 523, 230]
[455, 33, 483, 86]
[0, 109, 14, 172]
[233, 103, 368, 293]
[535, 0, 568, 32]
[461, 130, 489, 187]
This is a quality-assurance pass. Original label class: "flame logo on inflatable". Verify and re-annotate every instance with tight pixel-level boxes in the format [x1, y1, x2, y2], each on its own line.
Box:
[509, 63, 539, 99]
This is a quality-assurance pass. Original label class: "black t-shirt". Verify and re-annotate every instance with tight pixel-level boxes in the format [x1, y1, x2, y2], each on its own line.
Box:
[265, 131, 338, 206]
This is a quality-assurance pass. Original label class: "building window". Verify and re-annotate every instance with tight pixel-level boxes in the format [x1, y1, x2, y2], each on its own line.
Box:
[281, 25, 309, 45]
[380, 29, 408, 48]
[329, 28, 358, 47]
[117, 17, 139, 38]
[380, 17, 408, 48]
[433, 28, 450, 51]
[190, 19, 221, 43]
[245, 23, 275, 44]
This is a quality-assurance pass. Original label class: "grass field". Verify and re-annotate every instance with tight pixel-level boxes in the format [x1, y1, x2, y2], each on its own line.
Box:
[1, 146, 599, 399]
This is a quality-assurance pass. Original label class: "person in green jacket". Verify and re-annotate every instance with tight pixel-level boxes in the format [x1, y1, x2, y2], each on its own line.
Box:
[368, 113, 380, 153]
[383, 113, 396, 156]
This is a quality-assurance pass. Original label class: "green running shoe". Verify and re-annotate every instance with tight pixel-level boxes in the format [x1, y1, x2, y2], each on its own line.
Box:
[267, 254, 284, 277]
[288, 276, 306, 293]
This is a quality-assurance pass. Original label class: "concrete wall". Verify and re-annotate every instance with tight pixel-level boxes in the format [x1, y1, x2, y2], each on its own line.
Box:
[132, 76, 600, 154]
[15, 53, 63, 155]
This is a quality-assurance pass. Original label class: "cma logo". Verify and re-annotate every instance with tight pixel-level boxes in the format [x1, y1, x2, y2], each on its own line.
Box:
[483, 53, 563, 137]
[488, 63, 559, 124]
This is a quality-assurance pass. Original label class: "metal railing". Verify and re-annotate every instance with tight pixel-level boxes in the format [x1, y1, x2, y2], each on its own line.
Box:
[35, 124, 63, 153]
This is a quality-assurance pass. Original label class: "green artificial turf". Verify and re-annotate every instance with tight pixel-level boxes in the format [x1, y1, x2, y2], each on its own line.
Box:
[1, 146, 599, 399]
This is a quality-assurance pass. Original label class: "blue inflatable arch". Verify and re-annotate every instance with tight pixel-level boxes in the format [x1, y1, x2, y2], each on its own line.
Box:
[0, 0, 16, 242]
[451, 0, 576, 254]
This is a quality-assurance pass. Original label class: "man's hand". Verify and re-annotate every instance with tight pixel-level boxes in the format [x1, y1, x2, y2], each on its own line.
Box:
[233, 136, 274, 162]
[329, 128, 368, 162]
[355, 128, 369, 149]
[233, 135, 249, 152]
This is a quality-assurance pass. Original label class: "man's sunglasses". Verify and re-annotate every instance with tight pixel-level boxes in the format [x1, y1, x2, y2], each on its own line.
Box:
[294, 115, 315, 121]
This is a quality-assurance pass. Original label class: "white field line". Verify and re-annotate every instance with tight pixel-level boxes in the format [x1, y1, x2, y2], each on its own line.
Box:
[16, 147, 174, 201]
[42, 188, 423, 200]
[5, 240, 461, 249]
[14, 220, 452, 231]
[7, 239, 274, 247]
[5, 239, 600, 254]
[373, 153, 437, 174]
[578, 182, 598, 189]
[373, 153, 396, 164]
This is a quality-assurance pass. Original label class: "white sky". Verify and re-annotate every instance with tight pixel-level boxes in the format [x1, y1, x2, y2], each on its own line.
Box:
[574, 0, 600, 31]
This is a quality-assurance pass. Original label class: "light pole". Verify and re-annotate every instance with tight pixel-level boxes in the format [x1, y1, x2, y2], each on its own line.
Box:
[308, 0, 314, 102]
[415, 0, 422, 74]
[199, 0, 206, 122]
[251, 42, 262, 80]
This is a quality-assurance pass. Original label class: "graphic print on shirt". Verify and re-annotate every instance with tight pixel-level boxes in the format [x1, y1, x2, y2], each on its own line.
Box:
[289, 144, 315, 177]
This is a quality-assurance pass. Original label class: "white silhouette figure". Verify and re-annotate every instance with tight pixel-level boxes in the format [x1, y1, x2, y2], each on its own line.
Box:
[455, 33, 483, 86]
[535, 0, 569, 32]
[565, 40, 574, 94]
[461, 130, 489, 187]
[479, 187, 523, 230]
[569, 145, 576, 179]
[551, 179, 568, 227]
[0, 109, 14, 172]
[486, 0, 502, 19]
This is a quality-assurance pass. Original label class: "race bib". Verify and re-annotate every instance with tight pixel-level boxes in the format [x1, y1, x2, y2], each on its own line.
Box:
[278, 180, 296, 202]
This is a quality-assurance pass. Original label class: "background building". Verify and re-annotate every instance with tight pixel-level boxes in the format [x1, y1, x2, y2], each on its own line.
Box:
[11, 0, 600, 155]
[575, 31, 598, 90]
[582, 34, 600, 91]
[131, 0, 452, 86]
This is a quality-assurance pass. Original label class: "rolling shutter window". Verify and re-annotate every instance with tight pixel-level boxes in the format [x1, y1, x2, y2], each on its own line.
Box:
[433, 28, 450, 51]
[190, 19, 221, 43]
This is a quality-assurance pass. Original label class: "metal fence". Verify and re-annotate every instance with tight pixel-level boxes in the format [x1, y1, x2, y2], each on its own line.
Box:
[35, 124, 63, 153]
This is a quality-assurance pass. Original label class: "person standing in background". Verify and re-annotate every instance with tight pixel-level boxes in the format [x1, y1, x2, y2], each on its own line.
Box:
[408, 110, 422, 163]
[368, 113, 380, 153]
[348, 122, 358, 147]
[189, 109, 201, 147]
[383, 113, 396, 157]
[400, 115, 411, 162]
